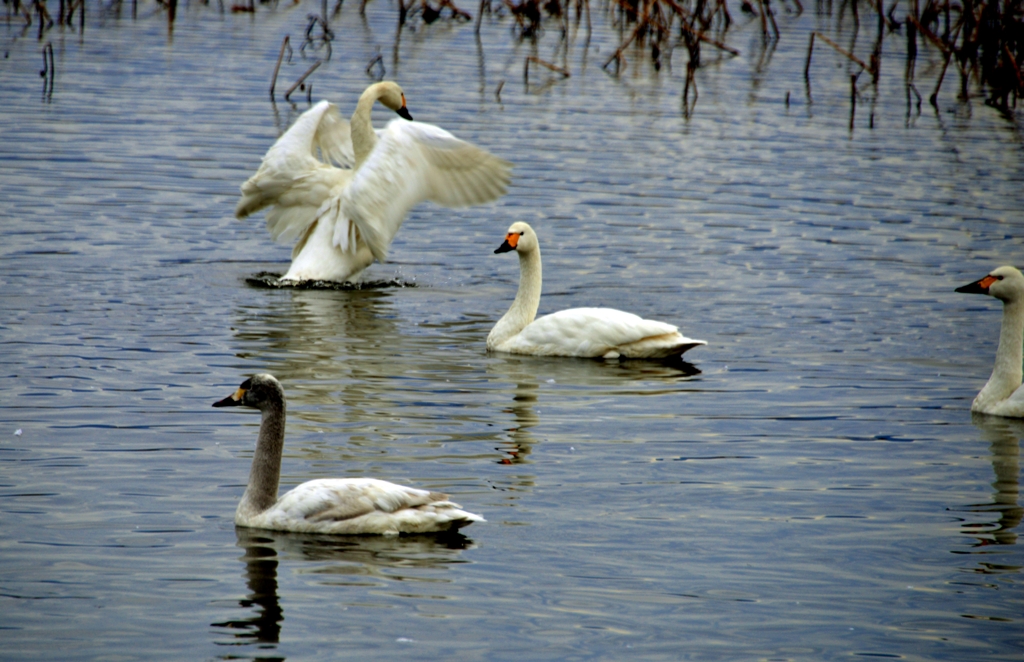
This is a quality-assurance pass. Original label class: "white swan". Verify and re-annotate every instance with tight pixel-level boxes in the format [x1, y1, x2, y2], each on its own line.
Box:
[956, 265, 1024, 418]
[487, 222, 706, 359]
[236, 81, 512, 283]
[213, 374, 485, 534]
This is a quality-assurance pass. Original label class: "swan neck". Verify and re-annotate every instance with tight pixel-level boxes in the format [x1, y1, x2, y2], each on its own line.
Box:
[239, 398, 285, 519]
[489, 245, 542, 348]
[977, 299, 1024, 408]
[992, 299, 1024, 383]
[351, 88, 381, 168]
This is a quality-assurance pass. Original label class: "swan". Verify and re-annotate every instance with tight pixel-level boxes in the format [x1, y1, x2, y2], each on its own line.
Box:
[956, 265, 1024, 418]
[212, 374, 485, 534]
[487, 222, 706, 359]
[235, 81, 512, 284]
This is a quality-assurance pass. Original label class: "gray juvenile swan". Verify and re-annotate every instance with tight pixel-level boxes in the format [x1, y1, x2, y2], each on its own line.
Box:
[235, 81, 512, 284]
[213, 374, 484, 534]
[487, 222, 706, 360]
[956, 266, 1024, 418]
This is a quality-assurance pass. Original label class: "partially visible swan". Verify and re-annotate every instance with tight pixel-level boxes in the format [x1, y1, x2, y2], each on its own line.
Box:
[213, 374, 485, 534]
[236, 81, 512, 283]
[956, 265, 1024, 418]
[487, 222, 706, 359]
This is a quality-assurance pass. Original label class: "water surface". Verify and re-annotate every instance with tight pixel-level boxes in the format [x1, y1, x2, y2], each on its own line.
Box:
[1, 1, 1023, 659]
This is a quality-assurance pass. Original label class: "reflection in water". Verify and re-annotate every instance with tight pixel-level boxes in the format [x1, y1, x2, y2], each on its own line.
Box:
[212, 530, 284, 655]
[489, 363, 541, 466]
[960, 414, 1023, 546]
[485, 354, 702, 465]
[234, 288, 400, 385]
[212, 527, 475, 657]
[231, 289, 414, 433]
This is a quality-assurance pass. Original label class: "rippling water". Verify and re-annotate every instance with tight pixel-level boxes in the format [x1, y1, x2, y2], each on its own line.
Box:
[2, 0, 1023, 659]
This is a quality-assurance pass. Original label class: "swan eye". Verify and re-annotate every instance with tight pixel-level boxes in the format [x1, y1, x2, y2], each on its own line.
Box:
[997, 275, 1004, 280]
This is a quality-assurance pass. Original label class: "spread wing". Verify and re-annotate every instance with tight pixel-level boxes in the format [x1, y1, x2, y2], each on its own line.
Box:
[338, 119, 512, 262]
[235, 100, 354, 246]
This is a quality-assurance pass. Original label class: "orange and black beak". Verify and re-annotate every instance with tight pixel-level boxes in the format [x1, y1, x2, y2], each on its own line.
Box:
[397, 95, 413, 121]
[213, 386, 247, 408]
[495, 232, 519, 254]
[956, 274, 998, 295]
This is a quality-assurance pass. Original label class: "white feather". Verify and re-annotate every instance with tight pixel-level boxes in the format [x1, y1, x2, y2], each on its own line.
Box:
[487, 223, 706, 360]
[235, 83, 511, 283]
[956, 266, 1024, 418]
[214, 374, 484, 535]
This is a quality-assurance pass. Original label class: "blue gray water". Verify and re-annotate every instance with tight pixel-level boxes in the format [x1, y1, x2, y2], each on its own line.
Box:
[1, 1, 1022, 659]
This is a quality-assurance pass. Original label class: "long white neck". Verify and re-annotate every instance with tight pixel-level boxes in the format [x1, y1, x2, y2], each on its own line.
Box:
[488, 245, 542, 349]
[237, 399, 285, 521]
[350, 87, 381, 169]
[976, 299, 1024, 409]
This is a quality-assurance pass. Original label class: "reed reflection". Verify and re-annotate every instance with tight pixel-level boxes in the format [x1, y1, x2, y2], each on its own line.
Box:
[212, 527, 475, 655]
[962, 414, 1023, 546]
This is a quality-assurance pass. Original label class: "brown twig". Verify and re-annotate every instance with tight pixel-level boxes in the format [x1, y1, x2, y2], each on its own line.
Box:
[270, 36, 292, 100]
[1005, 44, 1024, 93]
[284, 60, 321, 101]
[810, 31, 873, 73]
[524, 56, 570, 86]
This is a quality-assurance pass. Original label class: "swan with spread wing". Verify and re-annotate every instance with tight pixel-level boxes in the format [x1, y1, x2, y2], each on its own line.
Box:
[236, 82, 512, 283]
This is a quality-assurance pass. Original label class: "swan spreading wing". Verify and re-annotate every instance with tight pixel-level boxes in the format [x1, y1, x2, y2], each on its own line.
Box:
[339, 119, 513, 262]
[236, 86, 511, 282]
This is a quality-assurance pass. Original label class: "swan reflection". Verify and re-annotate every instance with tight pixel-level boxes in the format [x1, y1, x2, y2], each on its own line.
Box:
[233, 288, 401, 385]
[212, 527, 475, 652]
[961, 414, 1023, 546]
[484, 352, 701, 466]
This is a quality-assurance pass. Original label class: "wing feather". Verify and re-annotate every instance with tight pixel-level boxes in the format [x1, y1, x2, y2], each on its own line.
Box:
[236, 101, 353, 245]
[509, 308, 681, 357]
[339, 119, 512, 262]
[275, 478, 449, 523]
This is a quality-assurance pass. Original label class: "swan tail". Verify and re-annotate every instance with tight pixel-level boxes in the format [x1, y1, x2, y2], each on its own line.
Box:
[617, 333, 707, 359]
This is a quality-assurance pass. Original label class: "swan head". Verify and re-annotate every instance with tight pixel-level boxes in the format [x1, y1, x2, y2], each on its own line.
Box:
[956, 266, 1024, 304]
[370, 81, 413, 121]
[213, 373, 285, 410]
[495, 221, 538, 255]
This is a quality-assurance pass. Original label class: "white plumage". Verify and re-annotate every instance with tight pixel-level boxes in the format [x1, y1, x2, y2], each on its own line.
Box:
[213, 374, 484, 535]
[236, 82, 511, 283]
[956, 266, 1024, 418]
[487, 222, 706, 360]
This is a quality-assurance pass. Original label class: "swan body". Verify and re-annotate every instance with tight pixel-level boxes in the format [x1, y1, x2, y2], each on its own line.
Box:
[236, 82, 512, 283]
[213, 374, 484, 534]
[487, 222, 706, 359]
[956, 266, 1024, 418]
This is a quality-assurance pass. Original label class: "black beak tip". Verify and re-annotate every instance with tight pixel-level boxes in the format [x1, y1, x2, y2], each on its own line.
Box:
[495, 240, 514, 254]
[955, 280, 987, 295]
[212, 396, 239, 408]
[397, 107, 413, 121]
